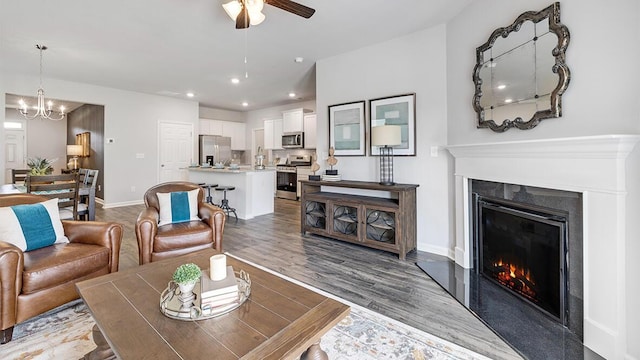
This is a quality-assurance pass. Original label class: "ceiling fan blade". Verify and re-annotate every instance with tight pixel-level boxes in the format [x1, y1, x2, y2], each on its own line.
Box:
[266, 0, 315, 19]
[236, 2, 250, 29]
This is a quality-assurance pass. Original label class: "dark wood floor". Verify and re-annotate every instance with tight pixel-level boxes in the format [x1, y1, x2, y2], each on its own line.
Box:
[97, 198, 522, 360]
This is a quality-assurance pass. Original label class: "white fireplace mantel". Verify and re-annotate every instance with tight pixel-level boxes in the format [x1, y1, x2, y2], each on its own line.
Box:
[447, 134, 640, 360]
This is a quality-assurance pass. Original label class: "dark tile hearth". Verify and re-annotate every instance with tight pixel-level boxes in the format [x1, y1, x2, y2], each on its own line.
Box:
[416, 257, 604, 360]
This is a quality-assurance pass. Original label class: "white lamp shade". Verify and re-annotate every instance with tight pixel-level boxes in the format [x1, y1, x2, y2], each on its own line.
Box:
[371, 125, 401, 146]
[67, 144, 83, 156]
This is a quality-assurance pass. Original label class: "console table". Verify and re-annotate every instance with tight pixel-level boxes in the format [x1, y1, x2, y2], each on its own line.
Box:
[300, 180, 418, 260]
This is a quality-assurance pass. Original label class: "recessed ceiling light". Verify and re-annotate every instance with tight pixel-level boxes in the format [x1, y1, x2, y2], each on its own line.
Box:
[242, 102, 249, 107]
[294, 57, 304, 63]
[288, 92, 296, 98]
[497, 84, 506, 90]
[231, 78, 240, 84]
[504, 98, 513, 103]
[186, 92, 195, 98]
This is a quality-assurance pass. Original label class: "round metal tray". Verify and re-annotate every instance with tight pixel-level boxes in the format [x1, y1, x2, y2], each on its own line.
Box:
[160, 269, 251, 321]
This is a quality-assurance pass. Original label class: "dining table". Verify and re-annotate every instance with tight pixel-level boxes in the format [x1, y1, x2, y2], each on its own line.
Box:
[0, 183, 96, 221]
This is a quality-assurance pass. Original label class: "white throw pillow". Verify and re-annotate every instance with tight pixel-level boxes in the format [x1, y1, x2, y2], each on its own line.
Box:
[0, 198, 69, 251]
[157, 189, 200, 226]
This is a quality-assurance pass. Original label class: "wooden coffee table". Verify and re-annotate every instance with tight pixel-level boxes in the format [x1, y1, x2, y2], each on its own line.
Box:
[76, 249, 350, 359]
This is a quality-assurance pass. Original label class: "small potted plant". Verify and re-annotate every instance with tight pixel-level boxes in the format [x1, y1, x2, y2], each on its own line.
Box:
[172, 263, 201, 295]
[27, 157, 56, 175]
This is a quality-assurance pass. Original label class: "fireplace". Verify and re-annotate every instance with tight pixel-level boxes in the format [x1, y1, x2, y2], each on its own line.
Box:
[446, 135, 640, 360]
[476, 196, 568, 323]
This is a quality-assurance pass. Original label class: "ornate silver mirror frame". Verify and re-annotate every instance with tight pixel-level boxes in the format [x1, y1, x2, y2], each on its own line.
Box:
[472, 2, 570, 132]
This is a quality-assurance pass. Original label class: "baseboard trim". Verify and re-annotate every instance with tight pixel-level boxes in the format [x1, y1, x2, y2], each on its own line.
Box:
[421, 244, 451, 258]
[584, 317, 617, 360]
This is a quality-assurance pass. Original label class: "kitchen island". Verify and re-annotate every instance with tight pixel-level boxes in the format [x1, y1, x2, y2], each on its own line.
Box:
[187, 166, 275, 220]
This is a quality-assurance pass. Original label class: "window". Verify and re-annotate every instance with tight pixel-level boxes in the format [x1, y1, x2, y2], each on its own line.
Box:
[3, 122, 23, 129]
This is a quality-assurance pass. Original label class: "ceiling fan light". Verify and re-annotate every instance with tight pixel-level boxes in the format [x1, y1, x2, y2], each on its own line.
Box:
[223, 0, 242, 20]
[249, 10, 265, 25]
[246, 0, 264, 12]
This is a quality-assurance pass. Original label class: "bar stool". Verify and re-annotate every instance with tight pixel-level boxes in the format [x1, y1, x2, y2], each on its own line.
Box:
[215, 186, 238, 223]
[198, 183, 218, 205]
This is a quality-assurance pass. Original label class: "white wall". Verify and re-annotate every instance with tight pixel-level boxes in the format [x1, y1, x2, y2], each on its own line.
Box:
[1, 73, 199, 206]
[446, 1, 640, 358]
[446, 0, 640, 144]
[199, 106, 245, 122]
[316, 25, 452, 256]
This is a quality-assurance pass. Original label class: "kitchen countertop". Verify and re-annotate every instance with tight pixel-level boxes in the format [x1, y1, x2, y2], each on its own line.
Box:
[186, 166, 275, 173]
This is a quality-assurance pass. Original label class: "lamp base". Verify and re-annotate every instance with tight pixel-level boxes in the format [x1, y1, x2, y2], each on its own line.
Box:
[67, 156, 79, 170]
[378, 181, 395, 186]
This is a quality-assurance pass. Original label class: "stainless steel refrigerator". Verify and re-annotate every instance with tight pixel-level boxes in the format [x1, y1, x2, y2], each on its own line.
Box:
[199, 135, 232, 166]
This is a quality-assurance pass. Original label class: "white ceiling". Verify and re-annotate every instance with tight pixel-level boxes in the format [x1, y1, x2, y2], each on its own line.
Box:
[1, 0, 471, 112]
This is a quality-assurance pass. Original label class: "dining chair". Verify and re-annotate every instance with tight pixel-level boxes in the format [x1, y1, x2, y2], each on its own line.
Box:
[11, 169, 30, 184]
[77, 169, 99, 220]
[26, 173, 80, 220]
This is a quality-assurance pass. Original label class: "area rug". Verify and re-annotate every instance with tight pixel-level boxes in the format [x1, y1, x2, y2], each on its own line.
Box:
[2, 254, 491, 360]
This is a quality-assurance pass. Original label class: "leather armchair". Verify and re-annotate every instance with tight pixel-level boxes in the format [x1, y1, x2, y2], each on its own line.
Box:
[135, 182, 226, 265]
[0, 194, 122, 344]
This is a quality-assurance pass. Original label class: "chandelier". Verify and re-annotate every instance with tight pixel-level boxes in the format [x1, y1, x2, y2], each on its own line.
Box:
[18, 45, 65, 121]
[223, 0, 266, 27]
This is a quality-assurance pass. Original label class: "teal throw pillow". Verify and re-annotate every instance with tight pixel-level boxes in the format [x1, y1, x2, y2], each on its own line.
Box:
[0, 198, 69, 251]
[157, 189, 200, 226]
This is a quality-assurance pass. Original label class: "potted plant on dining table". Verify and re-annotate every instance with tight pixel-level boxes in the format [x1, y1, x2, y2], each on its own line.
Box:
[27, 157, 56, 175]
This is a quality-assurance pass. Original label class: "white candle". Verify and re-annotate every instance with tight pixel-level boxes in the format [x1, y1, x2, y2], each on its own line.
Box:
[209, 254, 227, 281]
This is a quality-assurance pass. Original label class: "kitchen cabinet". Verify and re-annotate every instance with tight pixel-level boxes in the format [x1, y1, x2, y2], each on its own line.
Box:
[200, 119, 246, 150]
[282, 108, 311, 133]
[263, 118, 283, 150]
[303, 114, 316, 149]
[300, 180, 418, 260]
[222, 121, 246, 150]
[199, 119, 224, 136]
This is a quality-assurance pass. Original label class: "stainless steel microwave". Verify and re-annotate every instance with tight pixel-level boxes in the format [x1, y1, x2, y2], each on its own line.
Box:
[282, 132, 304, 148]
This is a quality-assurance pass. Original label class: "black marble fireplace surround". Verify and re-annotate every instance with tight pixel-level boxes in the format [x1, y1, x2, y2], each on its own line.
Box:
[418, 180, 589, 360]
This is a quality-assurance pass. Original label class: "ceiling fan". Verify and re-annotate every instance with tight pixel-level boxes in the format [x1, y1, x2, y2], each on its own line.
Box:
[222, 0, 315, 29]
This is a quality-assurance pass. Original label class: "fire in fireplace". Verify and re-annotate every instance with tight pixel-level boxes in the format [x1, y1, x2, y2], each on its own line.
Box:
[489, 258, 537, 302]
[476, 196, 568, 323]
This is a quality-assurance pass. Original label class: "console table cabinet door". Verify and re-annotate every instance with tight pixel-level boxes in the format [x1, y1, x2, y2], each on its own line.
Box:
[300, 180, 417, 259]
[363, 206, 397, 248]
[328, 201, 361, 243]
[304, 200, 327, 231]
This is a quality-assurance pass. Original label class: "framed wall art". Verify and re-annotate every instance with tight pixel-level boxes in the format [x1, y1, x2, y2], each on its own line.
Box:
[328, 100, 366, 156]
[369, 93, 416, 156]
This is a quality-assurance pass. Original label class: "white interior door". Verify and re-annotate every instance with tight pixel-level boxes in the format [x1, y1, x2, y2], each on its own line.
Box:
[4, 129, 26, 184]
[159, 122, 193, 183]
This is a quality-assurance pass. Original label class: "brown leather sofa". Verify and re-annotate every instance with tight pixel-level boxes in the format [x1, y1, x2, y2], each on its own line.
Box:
[135, 182, 226, 265]
[0, 193, 122, 344]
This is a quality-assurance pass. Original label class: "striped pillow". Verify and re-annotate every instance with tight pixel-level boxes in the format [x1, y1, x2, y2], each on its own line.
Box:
[157, 189, 200, 226]
[0, 199, 69, 251]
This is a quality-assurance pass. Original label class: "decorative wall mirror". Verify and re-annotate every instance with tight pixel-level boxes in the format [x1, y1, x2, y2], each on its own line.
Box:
[472, 2, 570, 132]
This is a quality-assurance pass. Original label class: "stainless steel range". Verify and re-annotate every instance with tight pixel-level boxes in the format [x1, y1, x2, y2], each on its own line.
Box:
[276, 155, 311, 200]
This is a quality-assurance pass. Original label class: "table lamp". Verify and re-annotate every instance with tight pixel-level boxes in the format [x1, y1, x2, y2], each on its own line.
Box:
[67, 144, 83, 170]
[371, 125, 401, 185]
